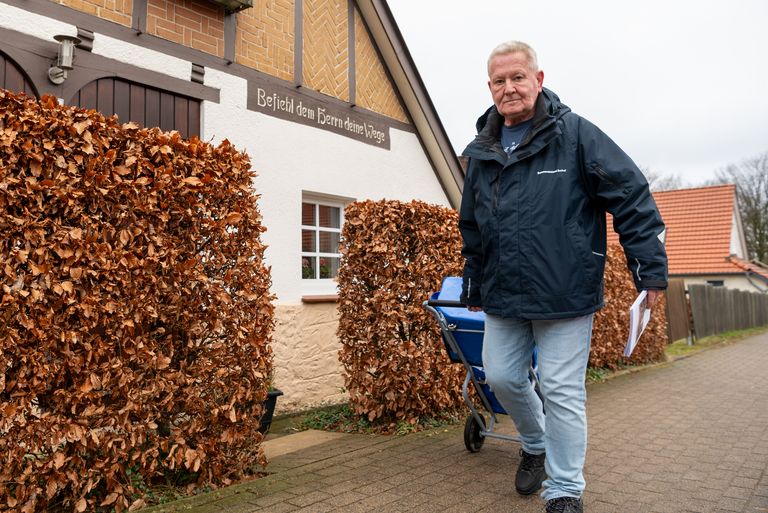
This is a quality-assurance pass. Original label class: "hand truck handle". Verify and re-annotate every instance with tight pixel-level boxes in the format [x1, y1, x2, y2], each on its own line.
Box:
[425, 299, 466, 308]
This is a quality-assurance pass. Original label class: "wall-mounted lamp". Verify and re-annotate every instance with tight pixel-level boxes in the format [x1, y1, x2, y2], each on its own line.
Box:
[48, 34, 82, 85]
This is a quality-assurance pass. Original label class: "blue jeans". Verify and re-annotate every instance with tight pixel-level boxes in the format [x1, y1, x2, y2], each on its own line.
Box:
[482, 313, 594, 500]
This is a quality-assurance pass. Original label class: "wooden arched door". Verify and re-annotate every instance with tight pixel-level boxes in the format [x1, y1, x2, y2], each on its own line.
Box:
[71, 77, 201, 139]
[0, 51, 38, 98]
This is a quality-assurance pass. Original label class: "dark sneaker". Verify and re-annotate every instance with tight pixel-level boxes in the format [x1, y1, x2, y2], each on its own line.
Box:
[515, 449, 546, 495]
[546, 496, 583, 513]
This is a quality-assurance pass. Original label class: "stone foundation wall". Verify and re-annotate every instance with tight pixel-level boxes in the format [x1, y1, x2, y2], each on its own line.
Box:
[271, 302, 346, 414]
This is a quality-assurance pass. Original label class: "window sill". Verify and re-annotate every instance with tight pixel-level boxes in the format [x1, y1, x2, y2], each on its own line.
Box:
[301, 294, 339, 304]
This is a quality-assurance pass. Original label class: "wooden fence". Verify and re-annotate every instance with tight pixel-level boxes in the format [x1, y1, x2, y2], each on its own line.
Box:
[665, 279, 690, 343]
[688, 284, 768, 339]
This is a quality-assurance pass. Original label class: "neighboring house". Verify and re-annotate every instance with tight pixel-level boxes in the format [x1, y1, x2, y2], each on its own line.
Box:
[0, 0, 464, 412]
[609, 184, 768, 293]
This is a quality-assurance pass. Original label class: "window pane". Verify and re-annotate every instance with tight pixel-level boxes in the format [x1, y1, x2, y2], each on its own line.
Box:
[319, 257, 340, 279]
[302, 202, 316, 226]
[302, 256, 316, 279]
[319, 205, 340, 228]
[302, 229, 316, 252]
[319, 231, 340, 253]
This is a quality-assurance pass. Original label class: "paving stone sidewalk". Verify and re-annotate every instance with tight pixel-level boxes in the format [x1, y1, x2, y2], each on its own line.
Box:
[146, 332, 768, 513]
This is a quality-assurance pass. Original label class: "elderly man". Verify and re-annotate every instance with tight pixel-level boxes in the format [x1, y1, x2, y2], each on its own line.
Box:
[458, 41, 668, 513]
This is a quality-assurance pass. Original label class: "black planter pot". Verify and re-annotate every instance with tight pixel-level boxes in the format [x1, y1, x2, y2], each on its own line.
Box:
[258, 389, 283, 435]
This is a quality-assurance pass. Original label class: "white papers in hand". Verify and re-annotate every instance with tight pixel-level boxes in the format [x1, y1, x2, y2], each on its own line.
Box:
[624, 290, 651, 357]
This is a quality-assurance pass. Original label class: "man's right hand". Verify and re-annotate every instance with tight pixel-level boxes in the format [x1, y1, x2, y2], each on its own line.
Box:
[645, 289, 664, 308]
[468, 306, 483, 312]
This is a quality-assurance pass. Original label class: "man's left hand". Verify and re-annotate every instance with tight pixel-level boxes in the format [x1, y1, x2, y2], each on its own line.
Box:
[646, 289, 664, 308]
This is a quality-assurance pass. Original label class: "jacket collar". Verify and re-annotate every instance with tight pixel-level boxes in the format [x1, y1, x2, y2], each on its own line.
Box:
[463, 88, 569, 161]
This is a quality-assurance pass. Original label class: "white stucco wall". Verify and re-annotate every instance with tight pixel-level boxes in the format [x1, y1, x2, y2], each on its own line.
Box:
[202, 72, 450, 303]
[0, 2, 77, 41]
[256, 122, 448, 302]
[681, 275, 767, 294]
[91, 34, 192, 82]
[730, 204, 747, 258]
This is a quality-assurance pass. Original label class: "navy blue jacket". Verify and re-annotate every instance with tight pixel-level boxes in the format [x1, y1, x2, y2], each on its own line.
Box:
[459, 88, 668, 319]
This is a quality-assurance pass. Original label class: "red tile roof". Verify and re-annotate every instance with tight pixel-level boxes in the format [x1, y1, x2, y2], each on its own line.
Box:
[607, 184, 747, 276]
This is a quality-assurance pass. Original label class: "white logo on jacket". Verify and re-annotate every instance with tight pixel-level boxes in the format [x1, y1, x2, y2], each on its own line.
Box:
[537, 169, 567, 175]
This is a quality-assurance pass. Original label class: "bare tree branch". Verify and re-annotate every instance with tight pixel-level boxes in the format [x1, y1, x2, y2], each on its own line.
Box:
[715, 151, 768, 262]
[641, 167, 686, 191]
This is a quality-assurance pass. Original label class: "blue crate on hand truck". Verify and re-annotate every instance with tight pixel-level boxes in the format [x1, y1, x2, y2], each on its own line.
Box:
[423, 276, 541, 452]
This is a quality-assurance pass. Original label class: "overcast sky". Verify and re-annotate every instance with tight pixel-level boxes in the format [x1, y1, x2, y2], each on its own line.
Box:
[386, 0, 768, 187]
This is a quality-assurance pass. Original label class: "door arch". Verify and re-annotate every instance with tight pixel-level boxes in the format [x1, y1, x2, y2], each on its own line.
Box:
[0, 51, 38, 98]
[71, 77, 201, 139]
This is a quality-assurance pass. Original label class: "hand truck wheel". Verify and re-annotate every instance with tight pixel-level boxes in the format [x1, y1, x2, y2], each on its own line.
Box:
[464, 414, 486, 452]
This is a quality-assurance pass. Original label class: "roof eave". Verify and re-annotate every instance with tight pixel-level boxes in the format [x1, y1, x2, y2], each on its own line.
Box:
[356, 0, 464, 209]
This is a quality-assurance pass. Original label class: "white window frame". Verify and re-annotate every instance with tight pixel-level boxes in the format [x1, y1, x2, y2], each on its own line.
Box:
[301, 194, 347, 296]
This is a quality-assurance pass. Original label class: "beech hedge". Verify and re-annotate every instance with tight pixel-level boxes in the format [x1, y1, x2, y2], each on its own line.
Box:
[0, 91, 274, 512]
[337, 200, 668, 426]
[337, 200, 466, 428]
[590, 243, 667, 369]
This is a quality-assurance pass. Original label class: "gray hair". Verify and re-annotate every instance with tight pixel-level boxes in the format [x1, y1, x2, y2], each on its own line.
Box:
[487, 41, 539, 75]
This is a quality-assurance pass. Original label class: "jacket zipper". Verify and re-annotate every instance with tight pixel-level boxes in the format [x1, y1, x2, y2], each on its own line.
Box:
[593, 164, 621, 189]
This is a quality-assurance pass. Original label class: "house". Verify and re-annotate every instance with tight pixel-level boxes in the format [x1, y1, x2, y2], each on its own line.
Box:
[609, 184, 768, 293]
[0, 0, 464, 412]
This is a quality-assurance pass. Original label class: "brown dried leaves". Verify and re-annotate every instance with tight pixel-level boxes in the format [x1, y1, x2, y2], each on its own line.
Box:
[337, 200, 466, 428]
[0, 90, 275, 511]
[591, 243, 668, 369]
